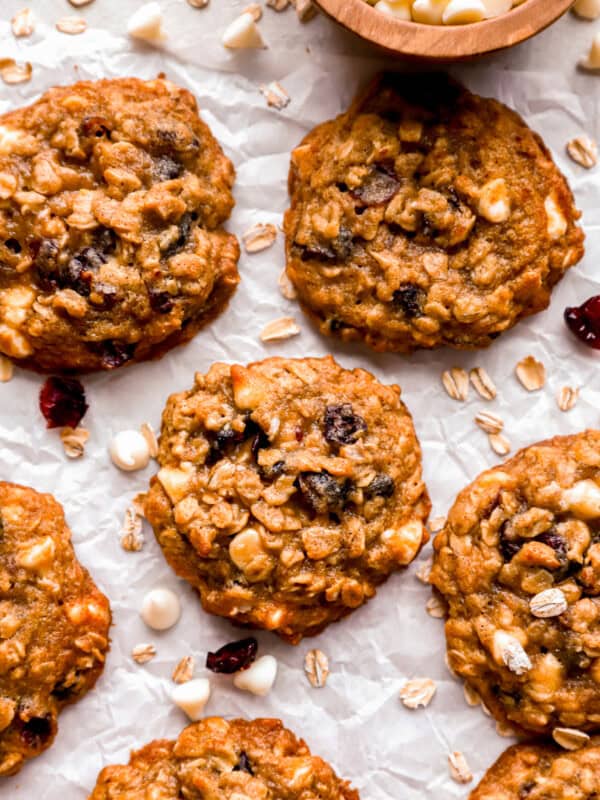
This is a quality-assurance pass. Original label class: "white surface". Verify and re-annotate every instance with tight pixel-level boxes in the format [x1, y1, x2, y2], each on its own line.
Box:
[0, 2, 599, 799]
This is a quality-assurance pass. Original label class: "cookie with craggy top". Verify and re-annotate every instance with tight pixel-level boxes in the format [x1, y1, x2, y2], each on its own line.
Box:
[88, 717, 360, 800]
[0, 77, 239, 372]
[0, 482, 111, 777]
[283, 73, 584, 353]
[431, 431, 600, 736]
[144, 355, 430, 643]
[470, 740, 600, 800]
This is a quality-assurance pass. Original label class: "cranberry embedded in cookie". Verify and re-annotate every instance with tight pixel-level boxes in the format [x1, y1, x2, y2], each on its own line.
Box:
[144, 355, 430, 643]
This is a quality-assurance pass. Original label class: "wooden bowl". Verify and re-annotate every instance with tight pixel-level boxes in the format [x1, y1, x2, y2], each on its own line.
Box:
[314, 0, 574, 60]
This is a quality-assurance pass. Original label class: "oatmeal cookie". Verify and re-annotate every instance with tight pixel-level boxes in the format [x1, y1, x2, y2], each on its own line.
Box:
[144, 355, 430, 643]
[89, 717, 359, 800]
[431, 431, 600, 735]
[471, 741, 600, 800]
[0, 77, 239, 372]
[0, 482, 111, 776]
[283, 73, 584, 353]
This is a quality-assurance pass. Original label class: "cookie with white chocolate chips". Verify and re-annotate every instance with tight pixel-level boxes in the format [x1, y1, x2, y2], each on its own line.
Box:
[144, 355, 430, 643]
[0, 482, 111, 777]
[431, 431, 600, 735]
[284, 73, 584, 353]
[0, 77, 239, 372]
[88, 717, 360, 800]
[471, 740, 600, 800]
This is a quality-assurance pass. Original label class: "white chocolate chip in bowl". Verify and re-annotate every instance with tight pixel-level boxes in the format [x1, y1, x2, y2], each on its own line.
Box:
[109, 430, 151, 471]
[172, 678, 211, 721]
[442, 0, 486, 24]
[374, 0, 411, 19]
[233, 655, 278, 695]
[141, 587, 181, 631]
[411, 0, 449, 24]
[482, 0, 512, 17]
[573, 0, 600, 19]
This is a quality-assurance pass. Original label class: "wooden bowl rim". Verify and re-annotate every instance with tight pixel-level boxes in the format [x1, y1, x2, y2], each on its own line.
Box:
[314, 0, 574, 59]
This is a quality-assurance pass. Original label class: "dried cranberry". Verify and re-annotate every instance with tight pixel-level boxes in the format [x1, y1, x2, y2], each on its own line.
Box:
[93, 283, 118, 309]
[364, 474, 395, 498]
[536, 531, 567, 561]
[91, 341, 136, 369]
[233, 752, 253, 775]
[295, 471, 349, 515]
[39, 377, 88, 429]
[392, 284, 424, 319]
[154, 155, 184, 181]
[4, 238, 21, 254]
[323, 404, 367, 447]
[259, 460, 285, 482]
[206, 637, 258, 674]
[148, 289, 174, 314]
[500, 534, 522, 562]
[565, 295, 600, 349]
[19, 715, 53, 748]
[61, 247, 105, 296]
[350, 165, 400, 206]
[298, 226, 354, 263]
[80, 116, 110, 138]
[95, 227, 117, 255]
[33, 239, 60, 290]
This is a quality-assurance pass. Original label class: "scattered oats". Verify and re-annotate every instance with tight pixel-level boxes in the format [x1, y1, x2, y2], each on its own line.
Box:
[0, 59, 32, 85]
[493, 630, 532, 675]
[444, 652, 458, 677]
[415, 556, 432, 584]
[140, 422, 159, 458]
[442, 367, 469, 401]
[429, 516, 446, 533]
[267, 0, 290, 8]
[0, 356, 13, 383]
[131, 492, 147, 518]
[243, 3, 263, 19]
[278, 269, 297, 300]
[68, 0, 95, 6]
[475, 410, 504, 435]
[481, 701, 492, 717]
[448, 751, 473, 785]
[557, 386, 579, 412]
[489, 432, 511, 456]
[294, 0, 318, 21]
[515, 355, 546, 392]
[172, 655, 195, 684]
[530, 588, 568, 618]
[469, 366, 497, 400]
[56, 16, 87, 34]
[11, 8, 35, 37]
[567, 135, 598, 169]
[132, 643, 156, 664]
[304, 649, 329, 688]
[400, 677, 437, 709]
[260, 316, 300, 342]
[426, 594, 447, 619]
[260, 81, 290, 110]
[463, 683, 481, 707]
[120, 506, 144, 552]
[552, 727, 591, 751]
[60, 426, 89, 458]
[187, 0, 209, 6]
[242, 222, 277, 253]
[496, 720, 518, 738]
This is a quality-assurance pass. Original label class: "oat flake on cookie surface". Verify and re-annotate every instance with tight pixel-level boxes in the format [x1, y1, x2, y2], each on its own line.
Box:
[0, 77, 239, 373]
[0, 482, 111, 776]
[284, 73, 584, 353]
[89, 717, 359, 800]
[431, 430, 600, 735]
[145, 355, 430, 643]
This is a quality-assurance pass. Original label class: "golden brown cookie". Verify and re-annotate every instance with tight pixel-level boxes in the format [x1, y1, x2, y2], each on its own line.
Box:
[471, 740, 600, 800]
[283, 73, 584, 353]
[89, 717, 359, 800]
[0, 482, 111, 776]
[431, 431, 600, 736]
[0, 77, 239, 372]
[145, 355, 430, 643]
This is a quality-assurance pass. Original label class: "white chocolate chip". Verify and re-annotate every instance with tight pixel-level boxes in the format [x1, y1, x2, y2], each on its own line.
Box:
[563, 479, 600, 519]
[127, 2, 166, 42]
[18, 536, 55, 571]
[222, 12, 266, 48]
[478, 178, 511, 223]
[492, 630, 532, 675]
[381, 520, 424, 565]
[233, 654, 278, 695]
[442, 0, 486, 24]
[172, 678, 211, 720]
[544, 194, 567, 239]
[141, 588, 181, 631]
[411, 0, 449, 23]
[109, 430, 151, 471]
[573, 0, 600, 19]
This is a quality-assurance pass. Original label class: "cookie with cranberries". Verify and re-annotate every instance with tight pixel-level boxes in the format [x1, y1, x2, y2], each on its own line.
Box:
[0, 482, 111, 777]
[89, 717, 359, 800]
[431, 431, 600, 735]
[283, 73, 584, 353]
[0, 77, 239, 372]
[144, 356, 430, 643]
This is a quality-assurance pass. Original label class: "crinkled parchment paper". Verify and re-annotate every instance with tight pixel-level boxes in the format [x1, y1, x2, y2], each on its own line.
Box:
[1, 5, 599, 798]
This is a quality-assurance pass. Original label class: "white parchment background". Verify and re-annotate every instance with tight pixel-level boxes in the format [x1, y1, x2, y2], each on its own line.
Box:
[0, 2, 599, 798]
